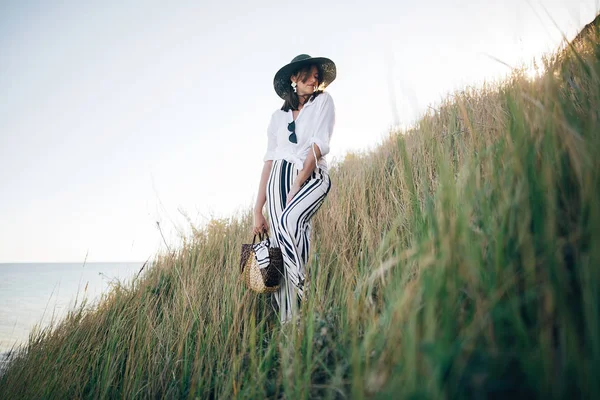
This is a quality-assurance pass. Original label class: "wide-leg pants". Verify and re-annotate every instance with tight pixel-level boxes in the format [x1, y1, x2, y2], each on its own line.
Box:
[266, 159, 331, 323]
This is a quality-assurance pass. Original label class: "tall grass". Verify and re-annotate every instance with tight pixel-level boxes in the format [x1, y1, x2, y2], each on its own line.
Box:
[1, 18, 599, 399]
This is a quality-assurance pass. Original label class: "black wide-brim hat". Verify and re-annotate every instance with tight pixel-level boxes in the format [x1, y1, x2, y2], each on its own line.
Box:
[273, 54, 337, 99]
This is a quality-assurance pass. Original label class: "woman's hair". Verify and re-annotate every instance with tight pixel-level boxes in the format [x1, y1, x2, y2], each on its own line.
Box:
[281, 63, 325, 111]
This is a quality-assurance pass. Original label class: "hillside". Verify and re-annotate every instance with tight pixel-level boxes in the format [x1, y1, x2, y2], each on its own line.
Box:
[1, 15, 599, 399]
[571, 13, 599, 46]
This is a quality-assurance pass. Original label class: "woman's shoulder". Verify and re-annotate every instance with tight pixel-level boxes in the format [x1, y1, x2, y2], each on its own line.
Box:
[315, 91, 334, 112]
[270, 108, 287, 120]
[315, 91, 334, 109]
[313, 90, 333, 104]
[320, 91, 333, 100]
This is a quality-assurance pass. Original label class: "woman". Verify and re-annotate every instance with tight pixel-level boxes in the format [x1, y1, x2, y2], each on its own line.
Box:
[253, 54, 336, 323]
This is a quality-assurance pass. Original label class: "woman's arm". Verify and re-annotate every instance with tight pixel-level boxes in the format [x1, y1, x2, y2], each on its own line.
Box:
[286, 93, 334, 206]
[295, 144, 321, 186]
[286, 144, 321, 206]
[253, 160, 273, 234]
[254, 160, 273, 213]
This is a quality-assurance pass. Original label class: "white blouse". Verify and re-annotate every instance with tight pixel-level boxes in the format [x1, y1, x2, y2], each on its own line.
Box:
[263, 91, 335, 172]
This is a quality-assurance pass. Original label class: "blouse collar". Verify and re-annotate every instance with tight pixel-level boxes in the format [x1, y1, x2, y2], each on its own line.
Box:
[288, 95, 319, 119]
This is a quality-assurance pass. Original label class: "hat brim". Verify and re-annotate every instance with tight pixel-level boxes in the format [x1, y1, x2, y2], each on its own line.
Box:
[273, 57, 336, 99]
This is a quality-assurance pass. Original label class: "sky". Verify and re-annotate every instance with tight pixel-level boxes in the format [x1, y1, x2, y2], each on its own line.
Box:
[0, 0, 598, 263]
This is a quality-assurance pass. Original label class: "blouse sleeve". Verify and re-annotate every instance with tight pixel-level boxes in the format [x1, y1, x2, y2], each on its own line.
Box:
[263, 111, 278, 162]
[308, 92, 335, 157]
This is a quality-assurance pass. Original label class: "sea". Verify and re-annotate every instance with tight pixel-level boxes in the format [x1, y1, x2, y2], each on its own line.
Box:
[0, 262, 146, 368]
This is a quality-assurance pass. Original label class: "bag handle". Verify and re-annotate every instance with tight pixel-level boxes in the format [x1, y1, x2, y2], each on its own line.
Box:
[251, 229, 270, 246]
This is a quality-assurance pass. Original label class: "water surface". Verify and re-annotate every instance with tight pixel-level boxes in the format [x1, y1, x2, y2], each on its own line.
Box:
[0, 262, 144, 354]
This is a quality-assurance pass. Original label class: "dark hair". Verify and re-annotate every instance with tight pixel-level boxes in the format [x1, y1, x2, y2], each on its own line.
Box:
[281, 63, 325, 111]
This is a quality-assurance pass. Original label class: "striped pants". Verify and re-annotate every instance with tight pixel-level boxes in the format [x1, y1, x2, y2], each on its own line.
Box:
[266, 159, 331, 323]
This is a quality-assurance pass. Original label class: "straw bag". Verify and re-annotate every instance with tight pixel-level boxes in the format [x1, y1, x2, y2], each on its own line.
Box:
[240, 233, 283, 293]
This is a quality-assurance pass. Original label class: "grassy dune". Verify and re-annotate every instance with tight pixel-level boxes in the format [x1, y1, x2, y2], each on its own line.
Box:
[1, 17, 599, 399]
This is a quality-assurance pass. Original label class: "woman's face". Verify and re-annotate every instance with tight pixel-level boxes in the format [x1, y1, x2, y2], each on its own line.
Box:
[291, 65, 320, 97]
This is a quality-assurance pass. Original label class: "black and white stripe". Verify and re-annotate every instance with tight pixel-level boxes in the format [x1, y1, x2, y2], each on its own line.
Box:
[266, 159, 331, 322]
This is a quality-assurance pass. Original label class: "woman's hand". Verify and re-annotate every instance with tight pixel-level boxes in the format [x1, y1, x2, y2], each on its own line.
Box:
[286, 183, 301, 207]
[253, 211, 268, 236]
